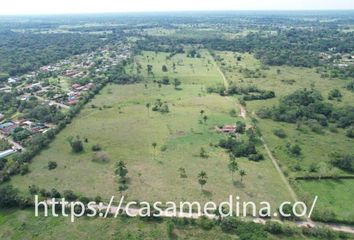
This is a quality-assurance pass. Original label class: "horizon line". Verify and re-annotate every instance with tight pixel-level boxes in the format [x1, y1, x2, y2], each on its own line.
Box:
[1, 9, 354, 17]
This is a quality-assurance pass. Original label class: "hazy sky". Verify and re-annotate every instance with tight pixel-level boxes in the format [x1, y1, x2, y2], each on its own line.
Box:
[0, 0, 353, 15]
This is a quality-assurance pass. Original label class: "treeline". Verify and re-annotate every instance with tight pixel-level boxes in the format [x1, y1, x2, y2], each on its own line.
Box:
[257, 89, 354, 136]
[137, 28, 354, 67]
[0, 31, 109, 77]
[207, 84, 275, 101]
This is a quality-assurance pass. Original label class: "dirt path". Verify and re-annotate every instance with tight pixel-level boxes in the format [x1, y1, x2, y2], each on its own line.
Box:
[261, 137, 298, 202]
[213, 57, 246, 119]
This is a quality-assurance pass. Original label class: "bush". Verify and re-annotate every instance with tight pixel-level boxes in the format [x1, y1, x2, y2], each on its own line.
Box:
[346, 127, 354, 138]
[68, 136, 84, 153]
[248, 153, 264, 162]
[264, 221, 284, 234]
[48, 161, 58, 170]
[199, 216, 214, 230]
[91, 144, 102, 151]
[63, 190, 78, 201]
[166, 220, 175, 238]
[20, 163, 29, 175]
[0, 185, 19, 208]
[220, 217, 239, 233]
[331, 154, 353, 173]
[28, 185, 39, 195]
[273, 129, 287, 138]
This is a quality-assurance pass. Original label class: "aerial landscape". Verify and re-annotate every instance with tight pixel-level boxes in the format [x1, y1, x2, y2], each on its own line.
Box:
[0, 0, 353, 239]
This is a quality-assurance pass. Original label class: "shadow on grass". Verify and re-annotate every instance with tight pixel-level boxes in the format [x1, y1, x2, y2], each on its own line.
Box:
[233, 180, 245, 188]
[202, 189, 213, 198]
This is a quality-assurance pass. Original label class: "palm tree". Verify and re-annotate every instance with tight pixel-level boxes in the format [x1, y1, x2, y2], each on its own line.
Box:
[239, 170, 247, 182]
[146, 103, 151, 117]
[152, 142, 157, 157]
[228, 159, 238, 181]
[197, 171, 208, 190]
[115, 161, 128, 179]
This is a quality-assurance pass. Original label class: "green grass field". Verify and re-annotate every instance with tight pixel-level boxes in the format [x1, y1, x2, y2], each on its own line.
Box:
[10, 51, 292, 212]
[295, 179, 354, 223]
[127, 50, 224, 85]
[11, 83, 291, 208]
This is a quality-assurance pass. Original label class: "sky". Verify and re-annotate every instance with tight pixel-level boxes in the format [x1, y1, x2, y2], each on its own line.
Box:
[0, 0, 353, 15]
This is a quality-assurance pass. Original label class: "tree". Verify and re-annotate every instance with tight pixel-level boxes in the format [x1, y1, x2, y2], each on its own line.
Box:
[162, 65, 168, 72]
[239, 170, 247, 182]
[173, 78, 181, 89]
[178, 167, 187, 178]
[235, 121, 246, 134]
[203, 115, 208, 124]
[115, 161, 128, 179]
[200, 110, 205, 116]
[48, 161, 57, 170]
[0, 185, 19, 208]
[145, 103, 151, 117]
[68, 136, 84, 153]
[197, 171, 208, 190]
[199, 147, 208, 158]
[147, 64, 153, 74]
[152, 142, 157, 157]
[228, 156, 239, 180]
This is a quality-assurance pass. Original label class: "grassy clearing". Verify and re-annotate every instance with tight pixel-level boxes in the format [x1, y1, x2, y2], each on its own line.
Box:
[127, 50, 224, 85]
[11, 83, 291, 208]
[295, 179, 354, 223]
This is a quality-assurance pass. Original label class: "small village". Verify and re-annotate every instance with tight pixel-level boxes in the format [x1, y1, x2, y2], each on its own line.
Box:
[0, 43, 132, 159]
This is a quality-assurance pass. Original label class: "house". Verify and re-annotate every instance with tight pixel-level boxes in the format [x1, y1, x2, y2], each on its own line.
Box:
[64, 70, 78, 77]
[8, 77, 20, 84]
[0, 122, 17, 136]
[216, 125, 237, 133]
[72, 84, 81, 90]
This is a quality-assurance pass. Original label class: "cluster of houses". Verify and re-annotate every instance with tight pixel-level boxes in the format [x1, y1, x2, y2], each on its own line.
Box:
[319, 51, 354, 68]
[0, 42, 133, 159]
[0, 120, 48, 137]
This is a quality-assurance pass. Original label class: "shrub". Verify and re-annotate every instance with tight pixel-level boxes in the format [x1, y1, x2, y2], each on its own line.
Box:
[91, 144, 102, 151]
[331, 154, 353, 173]
[0, 185, 19, 208]
[220, 217, 239, 233]
[273, 129, 287, 138]
[68, 136, 84, 153]
[248, 153, 264, 162]
[199, 216, 214, 230]
[346, 127, 354, 138]
[63, 190, 78, 201]
[20, 163, 29, 175]
[166, 220, 175, 238]
[48, 161, 58, 170]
